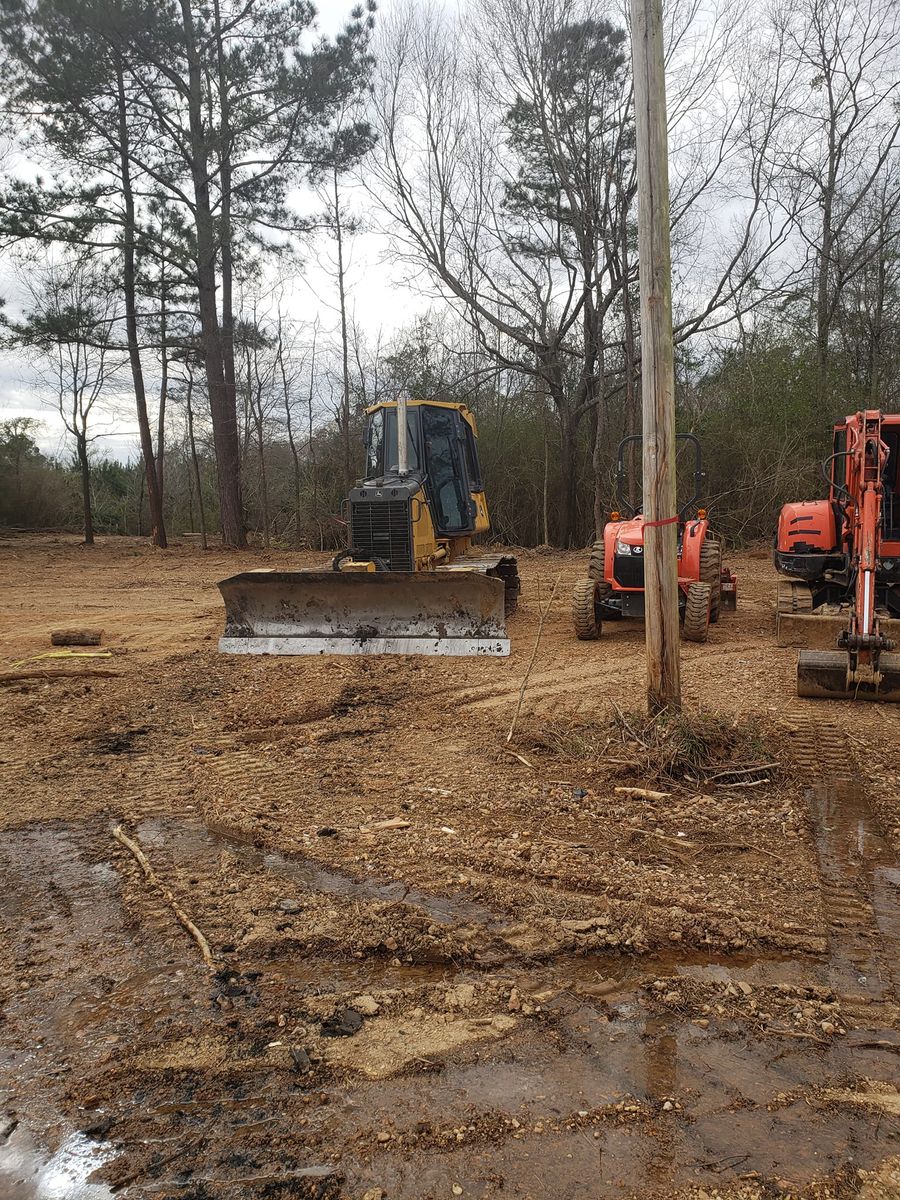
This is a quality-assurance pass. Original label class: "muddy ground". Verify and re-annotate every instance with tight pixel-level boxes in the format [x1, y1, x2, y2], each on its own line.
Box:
[0, 535, 898, 1200]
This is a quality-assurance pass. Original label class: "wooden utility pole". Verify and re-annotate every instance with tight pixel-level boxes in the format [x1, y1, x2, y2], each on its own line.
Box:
[631, 0, 681, 713]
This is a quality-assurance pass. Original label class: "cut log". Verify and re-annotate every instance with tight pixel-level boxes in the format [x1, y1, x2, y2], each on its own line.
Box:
[0, 668, 120, 685]
[51, 629, 103, 646]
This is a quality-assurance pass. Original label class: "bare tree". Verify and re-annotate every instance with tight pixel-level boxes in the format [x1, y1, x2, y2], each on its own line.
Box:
[370, 0, 798, 544]
[7, 259, 124, 544]
[771, 0, 900, 403]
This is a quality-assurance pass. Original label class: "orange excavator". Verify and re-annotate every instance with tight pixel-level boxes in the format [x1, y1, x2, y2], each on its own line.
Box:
[775, 410, 900, 700]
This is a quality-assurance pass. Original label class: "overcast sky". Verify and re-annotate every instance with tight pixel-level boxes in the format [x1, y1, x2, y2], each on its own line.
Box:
[0, 0, 426, 462]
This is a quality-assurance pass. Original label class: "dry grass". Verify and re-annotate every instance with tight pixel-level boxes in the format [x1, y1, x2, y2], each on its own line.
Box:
[519, 704, 778, 786]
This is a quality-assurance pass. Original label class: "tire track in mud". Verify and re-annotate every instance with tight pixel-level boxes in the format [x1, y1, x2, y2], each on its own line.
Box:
[786, 719, 900, 998]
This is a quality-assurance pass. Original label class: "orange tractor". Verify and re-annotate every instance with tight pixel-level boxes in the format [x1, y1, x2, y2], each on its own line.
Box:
[775, 409, 900, 700]
[572, 434, 737, 643]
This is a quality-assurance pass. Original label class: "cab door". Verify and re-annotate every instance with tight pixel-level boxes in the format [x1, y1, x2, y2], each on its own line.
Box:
[420, 406, 476, 535]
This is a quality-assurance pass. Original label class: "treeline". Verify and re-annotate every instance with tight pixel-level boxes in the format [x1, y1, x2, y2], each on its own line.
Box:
[0, 319, 881, 547]
[0, 0, 897, 550]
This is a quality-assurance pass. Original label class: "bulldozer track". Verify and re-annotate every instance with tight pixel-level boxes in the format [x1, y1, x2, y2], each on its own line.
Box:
[786, 719, 899, 995]
[783, 720, 856, 783]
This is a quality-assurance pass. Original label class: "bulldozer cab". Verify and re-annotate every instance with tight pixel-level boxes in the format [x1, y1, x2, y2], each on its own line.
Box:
[364, 401, 484, 537]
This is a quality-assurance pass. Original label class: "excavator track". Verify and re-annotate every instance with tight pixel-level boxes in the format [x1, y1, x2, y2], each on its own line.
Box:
[776, 579, 814, 615]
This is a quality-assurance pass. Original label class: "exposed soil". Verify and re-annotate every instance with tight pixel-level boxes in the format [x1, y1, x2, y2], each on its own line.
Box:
[0, 535, 898, 1199]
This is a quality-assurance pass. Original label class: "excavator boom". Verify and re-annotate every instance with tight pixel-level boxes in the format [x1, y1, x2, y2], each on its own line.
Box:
[795, 411, 900, 700]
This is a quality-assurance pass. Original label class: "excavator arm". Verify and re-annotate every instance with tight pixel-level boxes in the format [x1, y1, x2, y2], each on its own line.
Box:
[798, 413, 900, 699]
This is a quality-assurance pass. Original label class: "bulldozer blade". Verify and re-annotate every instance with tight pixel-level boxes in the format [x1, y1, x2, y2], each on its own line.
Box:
[797, 649, 900, 701]
[218, 569, 509, 657]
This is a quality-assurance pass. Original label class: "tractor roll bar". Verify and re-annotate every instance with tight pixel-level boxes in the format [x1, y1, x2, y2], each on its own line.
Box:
[615, 433, 706, 520]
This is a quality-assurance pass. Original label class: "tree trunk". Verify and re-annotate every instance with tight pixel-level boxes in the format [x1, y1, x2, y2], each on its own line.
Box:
[256, 416, 271, 549]
[816, 213, 833, 408]
[592, 338, 607, 541]
[333, 168, 353, 494]
[279, 331, 304, 548]
[542, 414, 550, 547]
[212, 0, 238, 452]
[115, 58, 167, 549]
[815, 129, 838, 409]
[870, 236, 886, 406]
[307, 332, 318, 540]
[558, 403, 578, 549]
[156, 277, 168, 500]
[179, 0, 245, 548]
[185, 374, 208, 550]
[77, 434, 94, 545]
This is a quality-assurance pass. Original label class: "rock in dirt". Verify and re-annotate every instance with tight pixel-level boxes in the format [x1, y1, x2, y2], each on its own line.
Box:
[575, 979, 620, 999]
[80, 1114, 113, 1141]
[352, 994, 380, 1016]
[321, 1008, 364, 1038]
[561, 916, 609, 933]
[444, 983, 476, 1010]
[278, 898, 301, 913]
[290, 1046, 312, 1072]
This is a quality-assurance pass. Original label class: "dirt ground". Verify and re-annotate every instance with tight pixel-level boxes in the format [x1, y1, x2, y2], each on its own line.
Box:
[0, 535, 898, 1200]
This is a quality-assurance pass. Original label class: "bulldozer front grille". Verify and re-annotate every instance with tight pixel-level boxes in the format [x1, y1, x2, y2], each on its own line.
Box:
[350, 498, 413, 571]
[613, 555, 645, 589]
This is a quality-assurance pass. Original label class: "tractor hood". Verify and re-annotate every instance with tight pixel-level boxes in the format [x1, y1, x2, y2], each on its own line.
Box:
[608, 517, 645, 548]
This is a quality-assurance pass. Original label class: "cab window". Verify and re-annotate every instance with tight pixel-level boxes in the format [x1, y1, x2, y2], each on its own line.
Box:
[462, 420, 483, 490]
[384, 408, 420, 473]
[365, 409, 384, 477]
[421, 406, 471, 533]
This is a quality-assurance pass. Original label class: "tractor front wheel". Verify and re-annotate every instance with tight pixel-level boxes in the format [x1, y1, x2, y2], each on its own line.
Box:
[587, 541, 605, 581]
[683, 581, 712, 643]
[573, 578, 610, 640]
[699, 537, 723, 623]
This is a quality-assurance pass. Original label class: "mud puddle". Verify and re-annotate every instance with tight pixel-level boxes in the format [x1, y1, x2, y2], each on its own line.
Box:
[2, 806, 900, 1197]
[807, 779, 900, 995]
[137, 814, 502, 931]
[0, 1123, 114, 1199]
[329, 990, 900, 1198]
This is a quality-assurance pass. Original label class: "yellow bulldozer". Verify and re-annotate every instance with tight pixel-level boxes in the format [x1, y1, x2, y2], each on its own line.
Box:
[218, 397, 520, 656]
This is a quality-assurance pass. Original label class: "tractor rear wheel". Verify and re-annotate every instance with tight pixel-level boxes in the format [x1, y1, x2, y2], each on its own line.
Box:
[699, 536, 723, 623]
[573, 578, 610, 640]
[587, 541, 605, 581]
[683, 581, 712, 643]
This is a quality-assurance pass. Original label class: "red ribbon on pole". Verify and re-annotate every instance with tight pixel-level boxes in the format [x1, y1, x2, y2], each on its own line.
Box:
[642, 514, 679, 528]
